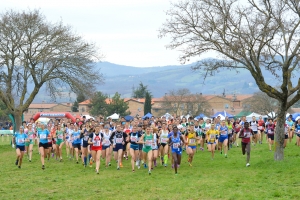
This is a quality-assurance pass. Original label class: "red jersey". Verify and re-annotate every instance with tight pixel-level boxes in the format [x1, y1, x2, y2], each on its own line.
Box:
[239, 128, 253, 143]
[258, 120, 265, 130]
[90, 133, 102, 151]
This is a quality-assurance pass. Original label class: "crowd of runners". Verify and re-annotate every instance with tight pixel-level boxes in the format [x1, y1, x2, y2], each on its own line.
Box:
[12, 114, 300, 175]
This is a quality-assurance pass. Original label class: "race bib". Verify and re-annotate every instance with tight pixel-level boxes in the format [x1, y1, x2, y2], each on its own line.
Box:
[145, 140, 152, 146]
[29, 134, 33, 139]
[173, 143, 180, 149]
[48, 139, 52, 143]
[245, 132, 251, 138]
[210, 135, 215, 139]
[131, 136, 137, 142]
[268, 130, 273, 134]
[84, 136, 89, 141]
[18, 139, 24, 144]
[40, 134, 46, 139]
[93, 140, 101, 146]
[103, 139, 110, 145]
[189, 139, 196, 145]
[116, 138, 123, 144]
[221, 131, 227, 135]
[298, 130, 300, 133]
[58, 135, 63, 139]
[258, 126, 262, 130]
[161, 137, 168, 143]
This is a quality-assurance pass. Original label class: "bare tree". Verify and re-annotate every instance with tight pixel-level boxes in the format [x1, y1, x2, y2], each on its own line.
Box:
[243, 92, 278, 118]
[187, 93, 211, 117]
[159, 0, 300, 160]
[0, 10, 103, 129]
[163, 88, 191, 116]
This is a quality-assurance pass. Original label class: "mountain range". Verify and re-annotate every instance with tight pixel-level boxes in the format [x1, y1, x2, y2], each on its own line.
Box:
[34, 60, 298, 102]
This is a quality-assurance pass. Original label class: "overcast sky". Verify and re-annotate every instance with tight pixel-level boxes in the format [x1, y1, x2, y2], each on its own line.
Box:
[1, 0, 214, 67]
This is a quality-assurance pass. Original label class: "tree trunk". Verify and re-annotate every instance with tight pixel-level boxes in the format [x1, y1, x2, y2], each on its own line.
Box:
[12, 111, 23, 133]
[274, 104, 286, 161]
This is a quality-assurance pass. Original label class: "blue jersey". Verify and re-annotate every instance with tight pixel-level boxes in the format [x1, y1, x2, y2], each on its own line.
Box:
[296, 124, 300, 134]
[15, 133, 28, 146]
[215, 123, 220, 130]
[72, 130, 81, 144]
[38, 129, 50, 144]
[170, 134, 181, 151]
[219, 125, 228, 137]
[168, 131, 181, 138]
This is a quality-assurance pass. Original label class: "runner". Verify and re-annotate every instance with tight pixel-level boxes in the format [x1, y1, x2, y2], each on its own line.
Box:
[138, 126, 154, 175]
[129, 125, 142, 172]
[239, 122, 253, 167]
[101, 124, 112, 168]
[13, 126, 29, 168]
[37, 123, 51, 170]
[151, 127, 159, 168]
[250, 116, 259, 146]
[80, 124, 89, 167]
[110, 125, 128, 170]
[218, 120, 229, 158]
[168, 125, 185, 175]
[286, 116, 295, 143]
[226, 119, 233, 149]
[158, 123, 169, 167]
[71, 124, 81, 163]
[185, 123, 199, 166]
[295, 119, 300, 146]
[258, 116, 265, 144]
[284, 123, 289, 148]
[55, 124, 65, 162]
[88, 125, 102, 174]
[206, 124, 219, 160]
[25, 123, 34, 162]
[266, 119, 275, 151]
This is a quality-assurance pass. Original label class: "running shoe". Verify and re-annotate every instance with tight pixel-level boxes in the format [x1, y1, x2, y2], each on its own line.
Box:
[120, 163, 123, 168]
[135, 161, 138, 166]
[96, 170, 99, 174]
[138, 165, 140, 169]
[220, 151, 223, 154]
[246, 163, 250, 167]
[164, 164, 167, 167]
[117, 167, 120, 170]
[148, 170, 151, 175]
[132, 170, 135, 173]
[76, 161, 79, 164]
[52, 153, 54, 158]
[225, 154, 227, 158]
[29, 160, 31, 162]
[18, 166, 21, 169]
[15, 159, 18, 166]
[42, 165, 45, 170]
[154, 160, 157, 167]
[108, 162, 111, 166]
[126, 156, 128, 160]
[60, 159, 63, 162]
[189, 163, 192, 167]
[144, 163, 147, 169]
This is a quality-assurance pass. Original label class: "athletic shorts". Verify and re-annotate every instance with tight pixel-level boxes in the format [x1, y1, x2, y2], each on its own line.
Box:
[202, 133, 206, 139]
[82, 142, 89, 148]
[171, 150, 182, 155]
[268, 134, 274, 140]
[16, 145, 25, 151]
[142, 147, 152, 153]
[207, 142, 216, 145]
[25, 139, 34, 146]
[253, 131, 258, 134]
[138, 144, 143, 150]
[39, 142, 48, 149]
[91, 146, 102, 151]
[48, 142, 52, 148]
[285, 134, 288, 139]
[188, 146, 196, 149]
[114, 144, 123, 152]
[102, 145, 111, 150]
[123, 142, 128, 151]
[297, 134, 300, 137]
[219, 136, 228, 143]
[130, 144, 139, 150]
[160, 143, 167, 148]
[56, 139, 64, 146]
[72, 143, 81, 149]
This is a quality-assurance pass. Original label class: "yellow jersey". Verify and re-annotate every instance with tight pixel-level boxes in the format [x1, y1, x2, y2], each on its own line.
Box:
[206, 129, 219, 143]
[186, 132, 197, 146]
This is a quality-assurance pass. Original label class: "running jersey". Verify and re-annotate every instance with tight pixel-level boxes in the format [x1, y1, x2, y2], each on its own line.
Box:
[38, 129, 50, 144]
[204, 123, 211, 132]
[143, 133, 153, 148]
[185, 131, 197, 146]
[152, 133, 158, 149]
[219, 125, 228, 137]
[129, 132, 141, 145]
[110, 131, 127, 145]
[27, 131, 34, 140]
[89, 133, 102, 150]
[240, 128, 253, 143]
[170, 134, 181, 151]
[266, 123, 275, 135]
[160, 130, 169, 144]
[239, 121, 245, 129]
[206, 129, 219, 143]
[56, 130, 64, 140]
[258, 120, 265, 130]
[72, 130, 81, 144]
[226, 123, 233, 134]
[295, 124, 300, 135]
[215, 123, 220, 130]
[250, 121, 258, 132]
[194, 125, 201, 135]
[287, 120, 294, 130]
[15, 132, 28, 146]
[102, 131, 112, 146]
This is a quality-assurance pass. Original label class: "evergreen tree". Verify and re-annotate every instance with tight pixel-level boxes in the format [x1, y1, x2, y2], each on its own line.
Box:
[89, 92, 108, 116]
[132, 82, 149, 98]
[72, 93, 86, 112]
[107, 92, 130, 116]
[144, 92, 152, 115]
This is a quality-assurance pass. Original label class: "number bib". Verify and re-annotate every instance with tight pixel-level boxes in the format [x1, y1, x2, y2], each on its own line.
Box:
[58, 135, 63, 140]
[18, 139, 24, 144]
[40, 134, 46, 139]
[245, 132, 251, 138]
[93, 140, 101, 146]
[189, 138, 196, 145]
[84, 136, 89, 141]
[131, 136, 137, 143]
[268, 130, 273, 134]
[258, 126, 263, 130]
[28, 134, 33, 140]
[103, 139, 110, 146]
[116, 138, 123, 144]
[173, 143, 180, 149]
[161, 137, 168, 143]
[145, 140, 152, 147]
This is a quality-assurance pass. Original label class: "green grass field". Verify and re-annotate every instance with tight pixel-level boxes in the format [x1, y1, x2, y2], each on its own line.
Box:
[1, 136, 300, 200]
